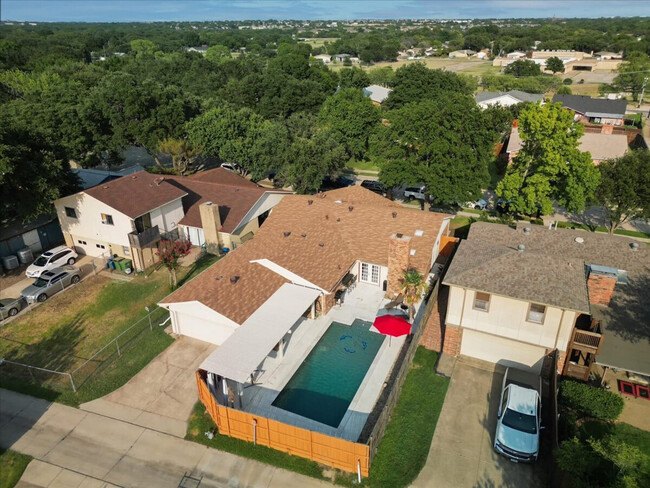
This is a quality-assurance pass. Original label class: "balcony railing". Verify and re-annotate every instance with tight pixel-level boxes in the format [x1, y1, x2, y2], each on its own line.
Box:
[565, 362, 591, 382]
[571, 328, 604, 355]
[128, 225, 160, 248]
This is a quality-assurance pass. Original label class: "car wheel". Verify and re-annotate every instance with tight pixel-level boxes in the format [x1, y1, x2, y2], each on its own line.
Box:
[8, 307, 18, 316]
[67, 257, 76, 265]
[37, 294, 47, 303]
[71, 275, 81, 284]
[408, 195, 414, 201]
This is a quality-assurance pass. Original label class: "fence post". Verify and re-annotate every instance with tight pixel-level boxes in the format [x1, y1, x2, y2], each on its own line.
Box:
[116, 338, 121, 356]
[28, 367, 35, 382]
[148, 313, 153, 331]
[68, 373, 77, 392]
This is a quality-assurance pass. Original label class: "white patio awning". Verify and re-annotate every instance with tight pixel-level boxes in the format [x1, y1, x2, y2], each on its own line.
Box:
[200, 283, 321, 383]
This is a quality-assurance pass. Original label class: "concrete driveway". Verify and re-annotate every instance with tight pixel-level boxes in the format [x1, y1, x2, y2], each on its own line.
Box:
[412, 357, 545, 488]
[81, 336, 216, 437]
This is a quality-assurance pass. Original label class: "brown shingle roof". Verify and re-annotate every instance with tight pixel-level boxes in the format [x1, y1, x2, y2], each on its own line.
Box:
[161, 186, 448, 324]
[188, 168, 260, 188]
[84, 171, 187, 219]
[165, 177, 267, 233]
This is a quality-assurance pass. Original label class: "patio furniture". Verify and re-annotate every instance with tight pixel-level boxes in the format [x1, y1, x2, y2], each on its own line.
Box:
[335, 289, 345, 306]
[371, 313, 411, 346]
[384, 293, 404, 310]
[342, 273, 356, 291]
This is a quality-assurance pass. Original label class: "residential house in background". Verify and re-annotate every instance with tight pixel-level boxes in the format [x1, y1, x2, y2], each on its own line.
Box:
[71, 165, 146, 190]
[475, 90, 543, 109]
[313, 54, 332, 64]
[333, 53, 350, 62]
[448, 49, 475, 59]
[505, 121, 628, 165]
[54, 169, 287, 271]
[552, 94, 627, 126]
[363, 84, 392, 106]
[440, 222, 649, 383]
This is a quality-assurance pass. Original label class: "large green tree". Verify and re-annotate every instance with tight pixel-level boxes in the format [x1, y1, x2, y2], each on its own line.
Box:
[496, 103, 600, 215]
[338, 67, 370, 89]
[373, 95, 493, 204]
[205, 44, 232, 63]
[504, 59, 542, 77]
[0, 116, 79, 222]
[318, 88, 380, 160]
[596, 150, 650, 233]
[545, 56, 565, 73]
[614, 52, 650, 101]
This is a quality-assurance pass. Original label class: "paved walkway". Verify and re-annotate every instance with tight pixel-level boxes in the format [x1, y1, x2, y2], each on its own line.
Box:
[1, 389, 330, 488]
[80, 336, 216, 438]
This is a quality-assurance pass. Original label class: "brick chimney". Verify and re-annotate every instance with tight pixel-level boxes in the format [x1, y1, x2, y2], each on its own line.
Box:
[587, 272, 617, 306]
[600, 124, 614, 135]
[199, 201, 222, 255]
[387, 234, 411, 298]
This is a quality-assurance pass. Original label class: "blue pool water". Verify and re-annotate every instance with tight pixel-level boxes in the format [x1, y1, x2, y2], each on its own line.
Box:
[272, 319, 384, 428]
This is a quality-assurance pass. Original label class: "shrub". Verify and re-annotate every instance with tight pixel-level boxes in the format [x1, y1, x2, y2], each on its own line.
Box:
[559, 380, 624, 421]
[557, 86, 572, 95]
[530, 218, 544, 225]
[578, 79, 585, 84]
[563, 78, 573, 85]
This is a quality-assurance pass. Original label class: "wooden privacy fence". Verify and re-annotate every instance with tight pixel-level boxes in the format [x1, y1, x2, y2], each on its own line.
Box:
[439, 236, 459, 257]
[196, 371, 370, 476]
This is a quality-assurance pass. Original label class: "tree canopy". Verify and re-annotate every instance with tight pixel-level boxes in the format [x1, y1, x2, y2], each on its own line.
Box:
[545, 56, 564, 74]
[496, 102, 600, 216]
[504, 59, 542, 77]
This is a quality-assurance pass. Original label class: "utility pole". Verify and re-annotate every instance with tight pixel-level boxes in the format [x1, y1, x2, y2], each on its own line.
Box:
[638, 76, 648, 108]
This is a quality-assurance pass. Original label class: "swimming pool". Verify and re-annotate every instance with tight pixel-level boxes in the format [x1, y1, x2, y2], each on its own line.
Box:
[272, 319, 384, 428]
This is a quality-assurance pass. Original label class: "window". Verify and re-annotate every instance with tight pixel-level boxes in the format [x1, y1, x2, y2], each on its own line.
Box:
[473, 292, 490, 312]
[101, 213, 114, 225]
[96, 244, 106, 249]
[361, 263, 369, 281]
[77, 240, 87, 245]
[360, 262, 380, 285]
[527, 303, 546, 324]
[123, 246, 131, 256]
[65, 207, 77, 218]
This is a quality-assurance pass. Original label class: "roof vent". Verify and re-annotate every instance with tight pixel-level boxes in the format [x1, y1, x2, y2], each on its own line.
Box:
[410, 249, 416, 256]
[325, 214, 329, 220]
[308, 199, 313, 205]
[205, 201, 212, 206]
[523, 227, 531, 235]
[230, 276, 240, 284]
[348, 206, 354, 212]
[630, 242, 639, 251]
[283, 231, 291, 238]
[131, 175, 138, 179]
[392, 212, 398, 218]
[154, 177, 164, 186]
[396, 233, 403, 238]
[319, 242, 325, 247]
[414, 229, 424, 237]
[518, 244, 525, 252]
[103, 185, 109, 189]
[301, 233, 307, 238]
[574, 237, 584, 244]
[215, 275, 223, 281]
[336, 218, 340, 222]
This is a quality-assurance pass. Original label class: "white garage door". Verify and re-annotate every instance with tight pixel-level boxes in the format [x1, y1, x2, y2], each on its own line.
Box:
[460, 329, 546, 374]
[175, 312, 234, 345]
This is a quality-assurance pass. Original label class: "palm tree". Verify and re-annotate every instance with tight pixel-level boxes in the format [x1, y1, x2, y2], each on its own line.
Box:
[400, 269, 428, 322]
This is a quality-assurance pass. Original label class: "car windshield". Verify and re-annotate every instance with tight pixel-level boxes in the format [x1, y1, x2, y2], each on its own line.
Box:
[32, 278, 49, 288]
[502, 408, 537, 434]
[34, 257, 48, 266]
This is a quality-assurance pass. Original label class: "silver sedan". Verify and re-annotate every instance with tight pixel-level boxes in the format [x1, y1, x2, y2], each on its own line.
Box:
[20, 265, 81, 304]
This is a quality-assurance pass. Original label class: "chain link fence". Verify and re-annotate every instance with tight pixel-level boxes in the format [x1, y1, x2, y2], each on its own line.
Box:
[0, 306, 170, 393]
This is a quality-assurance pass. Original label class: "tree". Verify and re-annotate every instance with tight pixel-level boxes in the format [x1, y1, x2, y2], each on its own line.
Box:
[157, 138, 198, 176]
[383, 62, 471, 109]
[318, 88, 380, 160]
[130, 39, 158, 58]
[400, 269, 428, 321]
[496, 103, 600, 216]
[205, 44, 231, 63]
[504, 59, 542, 77]
[614, 52, 650, 100]
[546, 56, 565, 73]
[156, 239, 192, 287]
[338, 67, 370, 89]
[373, 95, 493, 204]
[596, 150, 650, 233]
[0, 115, 79, 222]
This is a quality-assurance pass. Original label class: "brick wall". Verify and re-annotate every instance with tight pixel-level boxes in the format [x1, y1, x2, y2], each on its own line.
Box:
[442, 324, 463, 357]
[387, 234, 411, 298]
[587, 274, 617, 306]
[420, 286, 449, 352]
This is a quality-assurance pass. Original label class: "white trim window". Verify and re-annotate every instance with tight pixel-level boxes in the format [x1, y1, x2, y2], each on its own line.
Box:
[527, 303, 546, 324]
[360, 262, 380, 285]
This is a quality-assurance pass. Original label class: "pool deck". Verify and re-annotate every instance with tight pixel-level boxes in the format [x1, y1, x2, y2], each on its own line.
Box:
[240, 283, 409, 442]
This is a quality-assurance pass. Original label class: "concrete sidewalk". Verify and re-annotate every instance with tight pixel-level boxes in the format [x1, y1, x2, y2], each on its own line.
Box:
[1, 389, 330, 488]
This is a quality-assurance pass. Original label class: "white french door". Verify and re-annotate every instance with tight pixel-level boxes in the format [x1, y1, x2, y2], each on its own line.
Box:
[360, 262, 380, 285]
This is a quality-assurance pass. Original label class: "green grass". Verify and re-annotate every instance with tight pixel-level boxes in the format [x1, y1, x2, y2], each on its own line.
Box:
[186, 348, 448, 487]
[346, 160, 380, 172]
[460, 207, 483, 215]
[0, 253, 221, 407]
[364, 348, 449, 488]
[0, 449, 32, 488]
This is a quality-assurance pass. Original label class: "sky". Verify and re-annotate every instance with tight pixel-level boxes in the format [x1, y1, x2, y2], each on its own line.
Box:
[2, 0, 650, 23]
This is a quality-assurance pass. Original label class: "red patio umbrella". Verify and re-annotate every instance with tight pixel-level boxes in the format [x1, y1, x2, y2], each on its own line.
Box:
[372, 314, 412, 346]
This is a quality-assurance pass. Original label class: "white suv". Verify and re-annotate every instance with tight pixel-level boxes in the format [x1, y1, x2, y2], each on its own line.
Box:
[404, 185, 428, 201]
[25, 246, 78, 278]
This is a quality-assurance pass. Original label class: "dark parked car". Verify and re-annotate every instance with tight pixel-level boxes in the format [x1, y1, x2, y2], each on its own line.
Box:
[360, 180, 386, 196]
[320, 175, 355, 191]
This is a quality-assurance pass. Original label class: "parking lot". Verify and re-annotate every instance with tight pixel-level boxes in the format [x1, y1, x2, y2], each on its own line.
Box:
[412, 358, 545, 488]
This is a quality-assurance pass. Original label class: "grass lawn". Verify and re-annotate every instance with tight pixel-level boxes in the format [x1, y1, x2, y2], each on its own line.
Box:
[0, 449, 32, 488]
[346, 160, 380, 172]
[186, 347, 448, 488]
[0, 253, 220, 406]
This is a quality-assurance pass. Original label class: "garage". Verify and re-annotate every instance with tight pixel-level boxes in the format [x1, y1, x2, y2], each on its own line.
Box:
[168, 302, 238, 345]
[460, 329, 546, 374]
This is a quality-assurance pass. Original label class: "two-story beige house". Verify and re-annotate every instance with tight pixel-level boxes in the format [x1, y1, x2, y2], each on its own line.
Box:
[54, 169, 288, 271]
[440, 222, 649, 379]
